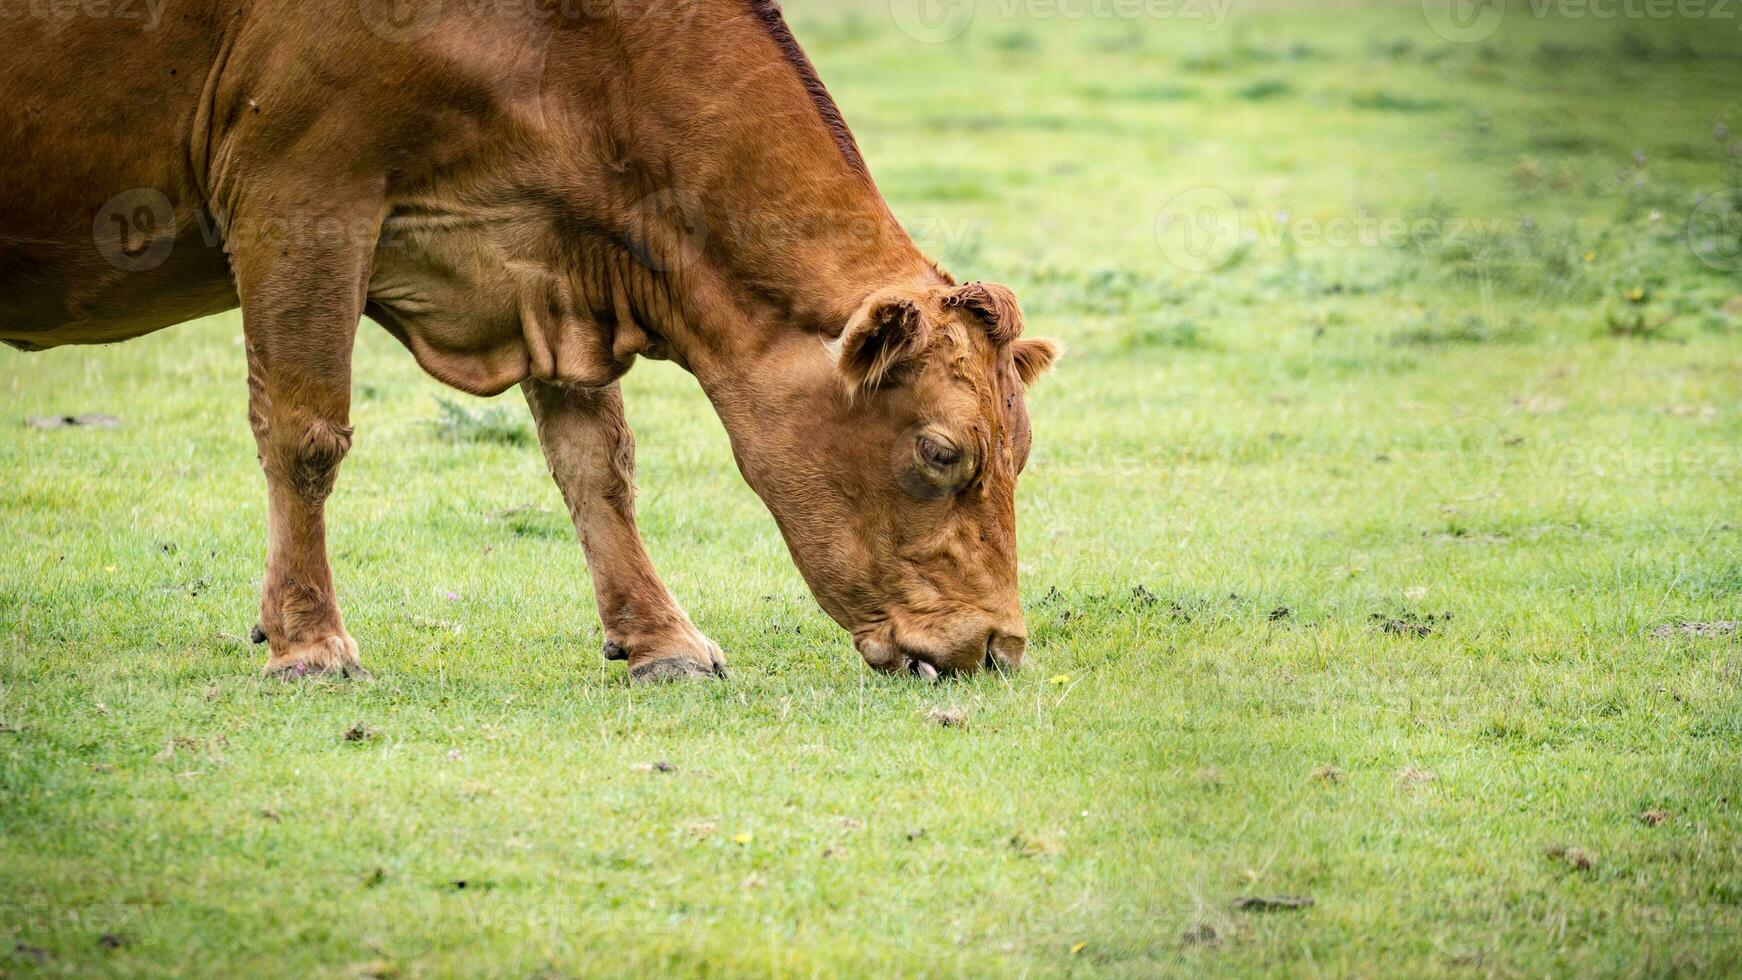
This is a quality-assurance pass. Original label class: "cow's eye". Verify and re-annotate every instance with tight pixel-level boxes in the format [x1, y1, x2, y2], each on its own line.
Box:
[896, 431, 971, 500]
[918, 434, 962, 470]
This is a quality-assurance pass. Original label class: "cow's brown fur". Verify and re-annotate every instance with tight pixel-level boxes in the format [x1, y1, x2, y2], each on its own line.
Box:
[0, 0, 1057, 680]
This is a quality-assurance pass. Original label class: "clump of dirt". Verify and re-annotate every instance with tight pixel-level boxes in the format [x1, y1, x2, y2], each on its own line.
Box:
[1640, 808, 1669, 827]
[1269, 606, 1292, 621]
[155, 734, 227, 763]
[1544, 843, 1595, 871]
[1231, 895, 1313, 912]
[632, 760, 676, 773]
[13, 944, 48, 964]
[1395, 767, 1437, 789]
[25, 413, 120, 429]
[926, 707, 969, 729]
[342, 722, 377, 742]
[1310, 765, 1344, 784]
[1372, 611, 1452, 637]
[1035, 584, 1201, 626]
[1009, 830, 1060, 857]
[1651, 621, 1738, 639]
[1181, 922, 1222, 945]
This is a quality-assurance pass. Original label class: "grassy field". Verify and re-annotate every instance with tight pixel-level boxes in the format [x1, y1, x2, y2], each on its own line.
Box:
[4, 1, 1742, 975]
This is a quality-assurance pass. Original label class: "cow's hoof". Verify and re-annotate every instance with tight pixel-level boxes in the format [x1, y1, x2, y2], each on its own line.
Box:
[263, 633, 367, 680]
[619, 629, 727, 683]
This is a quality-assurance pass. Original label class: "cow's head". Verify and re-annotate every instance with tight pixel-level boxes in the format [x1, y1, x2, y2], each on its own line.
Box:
[717, 280, 1058, 678]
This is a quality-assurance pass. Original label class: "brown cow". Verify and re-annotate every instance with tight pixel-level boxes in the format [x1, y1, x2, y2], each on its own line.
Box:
[0, 0, 1058, 682]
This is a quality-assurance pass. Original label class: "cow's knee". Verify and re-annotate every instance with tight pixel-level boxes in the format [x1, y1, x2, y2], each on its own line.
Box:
[263, 412, 353, 504]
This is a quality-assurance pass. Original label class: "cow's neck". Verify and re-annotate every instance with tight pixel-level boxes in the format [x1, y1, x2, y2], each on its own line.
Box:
[577, 1, 937, 386]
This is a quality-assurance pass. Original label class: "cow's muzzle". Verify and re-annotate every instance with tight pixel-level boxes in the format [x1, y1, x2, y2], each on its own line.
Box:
[855, 624, 1026, 680]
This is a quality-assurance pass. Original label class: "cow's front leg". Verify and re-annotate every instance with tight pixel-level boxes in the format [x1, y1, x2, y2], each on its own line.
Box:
[523, 379, 726, 682]
[235, 195, 376, 679]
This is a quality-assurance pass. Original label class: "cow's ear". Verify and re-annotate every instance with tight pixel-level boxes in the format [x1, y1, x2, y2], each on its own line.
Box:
[1011, 337, 1061, 386]
[834, 291, 929, 397]
[946, 282, 1023, 344]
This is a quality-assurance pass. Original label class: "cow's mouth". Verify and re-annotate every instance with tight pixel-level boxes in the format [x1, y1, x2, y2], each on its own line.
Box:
[854, 631, 952, 680]
[898, 643, 976, 682]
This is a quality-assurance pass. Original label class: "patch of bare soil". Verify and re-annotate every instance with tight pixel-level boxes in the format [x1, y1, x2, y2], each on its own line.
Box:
[1652, 621, 1738, 639]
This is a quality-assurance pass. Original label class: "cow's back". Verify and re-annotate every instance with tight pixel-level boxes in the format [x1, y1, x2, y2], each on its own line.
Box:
[0, 3, 241, 347]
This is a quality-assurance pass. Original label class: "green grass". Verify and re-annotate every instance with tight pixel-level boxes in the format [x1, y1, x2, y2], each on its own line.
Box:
[5, 2, 1742, 975]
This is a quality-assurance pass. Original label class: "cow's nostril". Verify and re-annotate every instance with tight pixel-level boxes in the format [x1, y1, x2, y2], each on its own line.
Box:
[987, 631, 1026, 671]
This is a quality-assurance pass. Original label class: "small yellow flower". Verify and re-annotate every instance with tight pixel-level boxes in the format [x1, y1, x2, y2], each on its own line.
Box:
[1582, 251, 1596, 262]
[1049, 674, 1071, 686]
[104, 565, 117, 573]
[732, 832, 753, 845]
[1071, 941, 1087, 955]
[1627, 287, 1645, 302]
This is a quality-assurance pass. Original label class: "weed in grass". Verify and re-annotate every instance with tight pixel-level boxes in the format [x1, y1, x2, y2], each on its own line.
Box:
[1121, 317, 1215, 352]
[987, 30, 1037, 54]
[1234, 78, 1293, 102]
[1075, 83, 1201, 104]
[429, 395, 530, 446]
[1390, 312, 1532, 347]
[1351, 90, 1450, 113]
